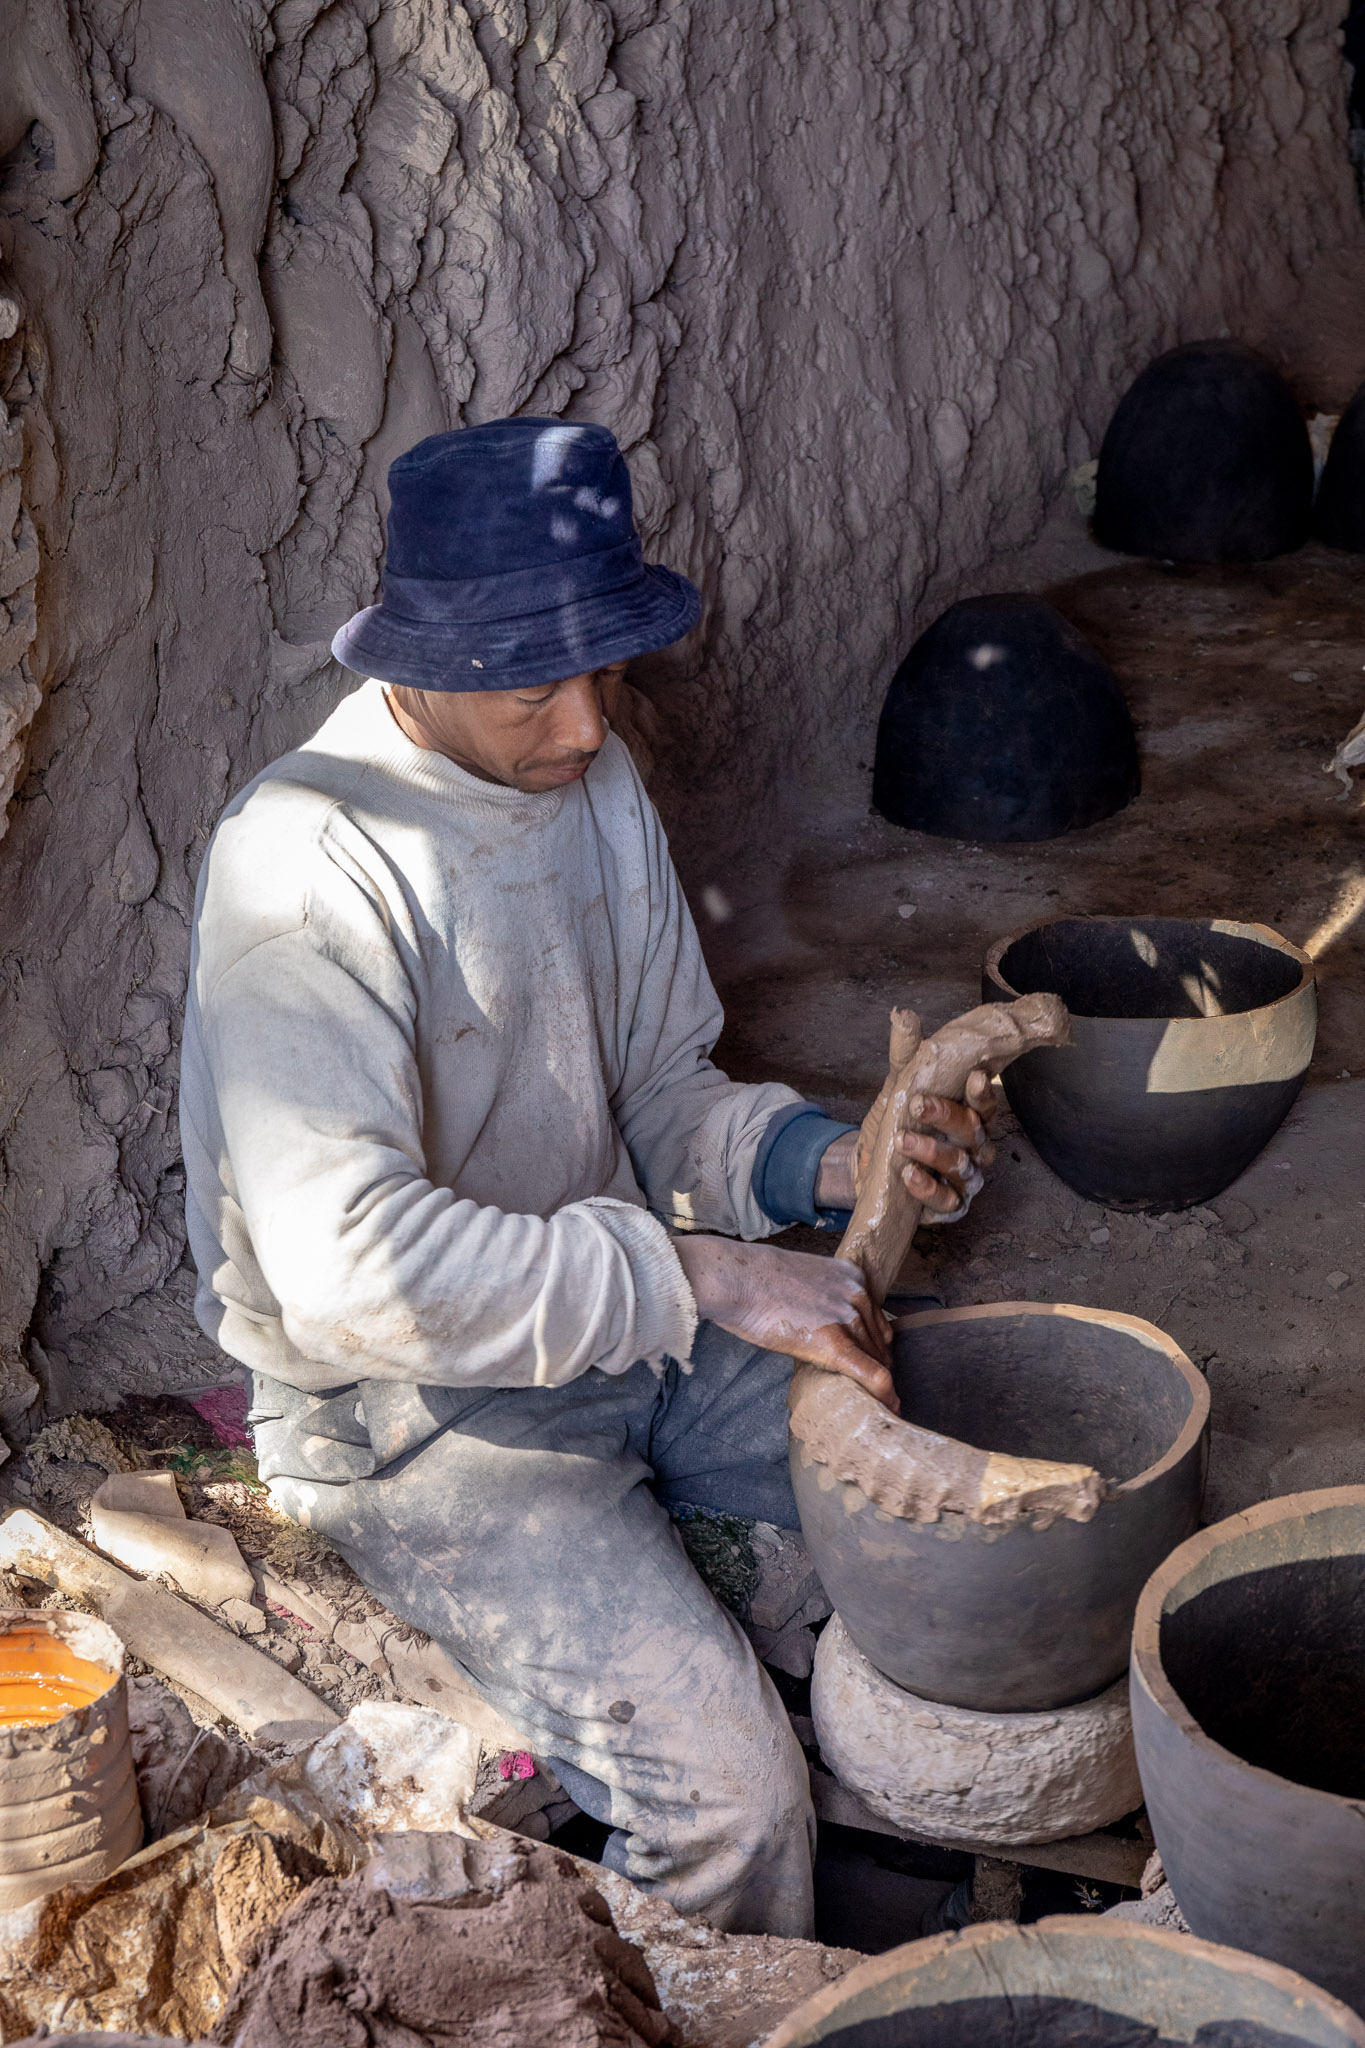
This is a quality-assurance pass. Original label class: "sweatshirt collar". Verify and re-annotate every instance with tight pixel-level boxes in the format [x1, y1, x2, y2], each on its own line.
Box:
[326, 679, 569, 821]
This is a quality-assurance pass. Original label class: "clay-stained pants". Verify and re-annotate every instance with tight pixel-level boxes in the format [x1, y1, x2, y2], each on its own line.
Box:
[260, 1326, 816, 1937]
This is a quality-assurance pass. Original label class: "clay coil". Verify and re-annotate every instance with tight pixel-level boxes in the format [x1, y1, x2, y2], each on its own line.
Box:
[791, 992, 1092, 1527]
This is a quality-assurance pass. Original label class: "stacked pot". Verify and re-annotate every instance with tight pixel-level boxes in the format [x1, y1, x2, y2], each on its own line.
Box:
[794, 1302, 1209, 1850]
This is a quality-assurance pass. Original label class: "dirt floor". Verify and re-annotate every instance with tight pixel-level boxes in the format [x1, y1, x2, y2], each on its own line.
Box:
[705, 523, 1365, 1529]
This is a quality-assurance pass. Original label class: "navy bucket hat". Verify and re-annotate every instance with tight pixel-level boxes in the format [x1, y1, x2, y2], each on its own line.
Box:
[332, 417, 701, 691]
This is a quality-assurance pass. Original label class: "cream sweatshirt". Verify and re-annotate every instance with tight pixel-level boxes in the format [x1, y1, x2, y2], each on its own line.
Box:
[181, 680, 805, 1402]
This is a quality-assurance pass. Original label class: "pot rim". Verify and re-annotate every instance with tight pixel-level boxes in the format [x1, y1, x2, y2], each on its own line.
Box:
[1131, 1485, 1365, 1816]
[892, 1302, 1210, 1500]
[760, 1914, 1365, 2048]
[984, 914, 1315, 1023]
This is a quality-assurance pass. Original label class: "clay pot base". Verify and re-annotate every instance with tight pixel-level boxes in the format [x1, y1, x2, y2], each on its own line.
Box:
[762, 1919, 1365, 2048]
[811, 1614, 1138, 1849]
[1132, 1487, 1365, 2013]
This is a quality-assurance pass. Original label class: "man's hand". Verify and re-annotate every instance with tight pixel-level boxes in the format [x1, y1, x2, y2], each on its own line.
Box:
[816, 1070, 996, 1220]
[673, 1236, 898, 1410]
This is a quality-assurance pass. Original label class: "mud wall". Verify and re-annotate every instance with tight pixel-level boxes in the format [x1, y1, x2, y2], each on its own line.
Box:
[0, 0, 1357, 1418]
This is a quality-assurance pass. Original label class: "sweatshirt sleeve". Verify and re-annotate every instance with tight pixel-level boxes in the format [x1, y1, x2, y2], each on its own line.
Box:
[607, 766, 824, 1239]
[189, 817, 697, 1391]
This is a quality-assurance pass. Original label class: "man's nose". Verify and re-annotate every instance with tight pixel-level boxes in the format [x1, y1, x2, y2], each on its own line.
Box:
[553, 677, 608, 755]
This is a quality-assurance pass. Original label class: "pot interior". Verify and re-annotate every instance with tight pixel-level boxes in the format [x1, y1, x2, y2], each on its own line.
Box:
[998, 916, 1302, 1021]
[806, 1999, 1318, 2048]
[1160, 1554, 1365, 1799]
[892, 1313, 1193, 1483]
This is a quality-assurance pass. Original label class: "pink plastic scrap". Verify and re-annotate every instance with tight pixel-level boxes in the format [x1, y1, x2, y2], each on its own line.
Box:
[498, 1750, 536, 1782]
[190, 1384, 252, 1448]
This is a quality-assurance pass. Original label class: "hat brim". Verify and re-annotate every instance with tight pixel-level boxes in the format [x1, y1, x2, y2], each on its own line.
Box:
[331, 564, 701, 691]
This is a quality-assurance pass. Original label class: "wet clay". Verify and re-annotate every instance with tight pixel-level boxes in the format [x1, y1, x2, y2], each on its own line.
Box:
[213, 1839, 675, 2048]
[791, 995, 1103, 1527]
[0, 1626, 113, 1725]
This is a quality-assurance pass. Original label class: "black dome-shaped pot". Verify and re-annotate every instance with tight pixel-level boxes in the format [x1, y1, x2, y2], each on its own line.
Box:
[984, 915, 1316, 1210]
[1314, 379, 1365, 551]
[872, 595, 1139, 842]
[1132, 1488, 1365, 2013]
[791, 1304, 1207, 1713]
[1093, 341, 1313, 562]
[763, 1918, 1365, 2048]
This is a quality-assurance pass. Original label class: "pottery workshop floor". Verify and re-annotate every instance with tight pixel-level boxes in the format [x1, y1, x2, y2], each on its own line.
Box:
[706, 536, 1365, 1527]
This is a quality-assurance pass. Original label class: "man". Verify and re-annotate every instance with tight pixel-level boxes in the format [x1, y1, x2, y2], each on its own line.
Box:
[182, 418, 991, 1936]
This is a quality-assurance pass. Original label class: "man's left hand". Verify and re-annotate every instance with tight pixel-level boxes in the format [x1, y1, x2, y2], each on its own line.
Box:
[815, 1069, 997, 1221]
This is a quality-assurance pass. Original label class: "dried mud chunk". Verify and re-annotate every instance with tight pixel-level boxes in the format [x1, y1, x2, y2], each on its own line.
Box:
[213, 1852, 676, 2048]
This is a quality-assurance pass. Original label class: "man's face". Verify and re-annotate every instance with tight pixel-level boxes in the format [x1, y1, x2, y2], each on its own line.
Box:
[388, 663, 625, 794]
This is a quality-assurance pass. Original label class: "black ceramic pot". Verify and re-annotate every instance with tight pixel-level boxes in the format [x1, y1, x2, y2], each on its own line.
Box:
[1132, 1489, 1365, 2014]
[791, 1304, 1207, 1714]
[763, 1917, 1365, 2048]
[1314, 380, 1365, 551]
[1093, 341, 1313, 562]
[984, 915, 1316, 1211]
[871, 594, 1139, 843]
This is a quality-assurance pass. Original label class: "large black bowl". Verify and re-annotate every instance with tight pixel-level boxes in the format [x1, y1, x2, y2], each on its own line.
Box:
[1093, 341, 1313, 562]
[872, 594, 1139, 842]
[984, 915, 1316, 1209]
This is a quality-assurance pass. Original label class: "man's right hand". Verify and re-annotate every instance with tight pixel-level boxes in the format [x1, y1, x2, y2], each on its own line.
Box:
[673, 1236, 898, 1411]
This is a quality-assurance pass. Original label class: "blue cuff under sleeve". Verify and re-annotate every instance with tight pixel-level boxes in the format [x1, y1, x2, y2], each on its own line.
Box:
[751, 1103, 858, 1230]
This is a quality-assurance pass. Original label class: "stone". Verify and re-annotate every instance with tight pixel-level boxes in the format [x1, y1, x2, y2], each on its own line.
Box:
[1327, 1270, 1351, 1291]
[810, 1613, 1140, 1848]
[221, 1596, 267, 1635]
[224, 1701, 481, 1840]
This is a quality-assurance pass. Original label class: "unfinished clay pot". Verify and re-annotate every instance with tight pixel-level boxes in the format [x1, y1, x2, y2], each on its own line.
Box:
[872, 595, 1139, 842]
[0, 1609, 143, 1907]
[761, 1917, 1365, 2048]
[791, 1305, 1207, 1714]
[984, 915, 1315, 1210]
[1093, 341, 1314, 562]
[1313, 380, 1365, 551]
[1131, 1488, 1365, 2013]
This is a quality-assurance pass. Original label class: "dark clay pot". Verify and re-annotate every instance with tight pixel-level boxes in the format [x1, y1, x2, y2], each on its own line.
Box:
[1093, 341, 1313, 562]
[762, 1917, 1365, 2048]
[984, 916, 1316, 1211]
[1314, 380, 1365, 551]
[791, 1305, 1207, 1714]
[1132, 1489, 1365, 2014]
[872, 594, 1139, 843]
